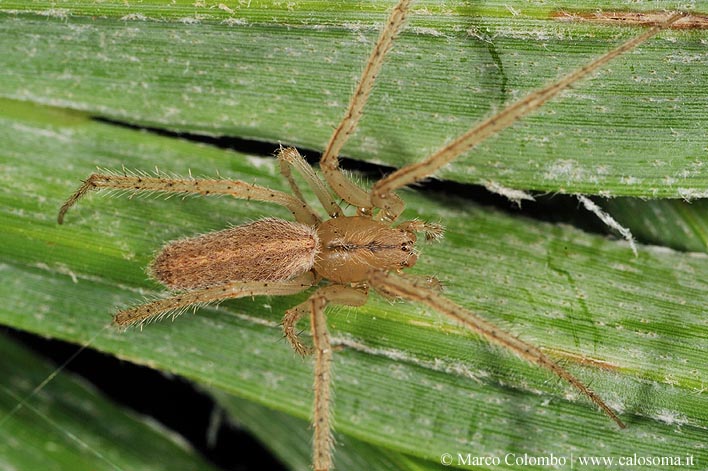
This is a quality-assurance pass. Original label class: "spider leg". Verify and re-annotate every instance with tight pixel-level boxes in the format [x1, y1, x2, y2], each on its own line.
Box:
[319, 0, 411, 217]
[113, 273, 315, 327]
[370, 12, 685, 219]
[368, 270, 626, 429]
[277, 146, 343, 219]
[397, 219, 445, 241]
[282, 302, 314, 356]
[58, 172, 320, 226]
[285, 285, 368, 471]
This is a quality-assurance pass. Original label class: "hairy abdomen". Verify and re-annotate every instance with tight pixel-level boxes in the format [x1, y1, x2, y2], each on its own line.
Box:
[151, 218, 319, 289]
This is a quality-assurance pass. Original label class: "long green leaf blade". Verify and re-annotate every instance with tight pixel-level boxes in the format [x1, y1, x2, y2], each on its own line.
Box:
[1, 1, 707, 197]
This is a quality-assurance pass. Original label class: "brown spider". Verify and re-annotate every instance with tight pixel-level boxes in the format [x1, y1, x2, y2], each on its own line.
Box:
[57, 2, 684, 469]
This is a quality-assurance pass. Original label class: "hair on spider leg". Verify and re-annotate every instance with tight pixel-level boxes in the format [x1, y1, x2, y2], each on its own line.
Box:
[114, 292, 217, 329]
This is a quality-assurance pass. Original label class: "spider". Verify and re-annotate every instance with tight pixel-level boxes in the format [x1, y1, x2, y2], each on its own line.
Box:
[57, 2, 684, 470]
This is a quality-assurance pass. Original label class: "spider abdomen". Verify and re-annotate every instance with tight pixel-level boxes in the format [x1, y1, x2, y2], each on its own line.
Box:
[314, 216, 417, 283]
[150, 218, 319, 289]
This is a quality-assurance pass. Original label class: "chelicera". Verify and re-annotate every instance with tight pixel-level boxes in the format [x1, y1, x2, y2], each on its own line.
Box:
[57, 1, 684, 469]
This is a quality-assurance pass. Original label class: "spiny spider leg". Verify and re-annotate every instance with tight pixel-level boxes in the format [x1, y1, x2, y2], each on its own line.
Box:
[114, 273, 315, 327]
[282, 302, 314, 356]
[286, 285, 368, 471]
[319, 0, 411, 217]
[58, 171, 320, 226]
[277, 146, 343, 218]
[370, 12, 685, 219]
[368, 270, 626, 428]
[397, 219, 444, 241]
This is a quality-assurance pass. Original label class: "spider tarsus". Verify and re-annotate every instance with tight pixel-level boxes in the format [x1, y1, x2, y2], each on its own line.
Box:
[424, 226, 445, 242]
[57, 174, 99, 224]
[113, 309, 140, 328]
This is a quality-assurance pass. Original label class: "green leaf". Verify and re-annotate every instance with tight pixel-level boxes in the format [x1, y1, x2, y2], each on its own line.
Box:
[1, 1, 707, 197]
[1, 98, 706, 470]
[601, 198, 708, 253]
[212, 391, 435, 470]
[0, 333, 222, 471]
